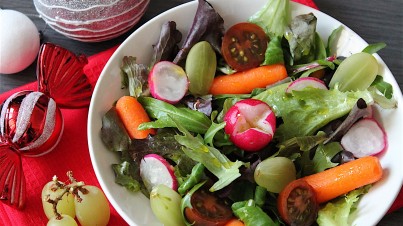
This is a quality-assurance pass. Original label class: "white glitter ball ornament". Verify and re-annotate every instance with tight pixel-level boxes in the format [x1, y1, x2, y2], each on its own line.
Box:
[0, 9, 40, 74]
[33, 0, 150, 42]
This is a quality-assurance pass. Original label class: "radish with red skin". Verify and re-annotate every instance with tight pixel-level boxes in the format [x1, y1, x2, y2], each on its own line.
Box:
[224, 99, 276, 152]
[148, 61, 189, 104]
[341, 118, 388, 158]
[140, 154, 178, 191]
[286, 77, 328, 93]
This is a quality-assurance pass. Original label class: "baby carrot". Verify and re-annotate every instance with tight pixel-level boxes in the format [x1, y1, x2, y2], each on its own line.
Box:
[225, 219, 245, 226]
[302, 156, 383, 203]
[115, 95, 156, 139]
[209, 64, 288, 95]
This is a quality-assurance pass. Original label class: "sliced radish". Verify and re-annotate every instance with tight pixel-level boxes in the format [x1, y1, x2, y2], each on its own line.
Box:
[140, 154, 178, 191]
[340, 118, 388, 158]
[148, 61, 189, 104]
[286, 77, 327, 93]
[224, 99, 276, 152]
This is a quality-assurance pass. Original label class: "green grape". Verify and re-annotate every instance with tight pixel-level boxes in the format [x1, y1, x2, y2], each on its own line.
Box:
[150, 184, 185, 226]
[329, 52, 378, 91]
[42, 181, 76, 219]
[254, 157, 296, 193]
[47, 214, 78, 226]
[74, 185, 110, 226]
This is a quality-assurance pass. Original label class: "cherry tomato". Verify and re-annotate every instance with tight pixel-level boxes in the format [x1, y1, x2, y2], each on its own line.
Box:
[277, 179, 319, 226]
[221, 22, 268, 71]
[184, 188, 233, 226]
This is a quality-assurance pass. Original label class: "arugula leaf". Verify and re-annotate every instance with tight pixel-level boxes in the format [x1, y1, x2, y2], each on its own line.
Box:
[138, 97, 211, 134]
[232, 200, 278, 226]
[362, 42, 386, 54]
[314, 32, 327, 60]
[173, 119, 244, 192]
[370, 75, 393, 99]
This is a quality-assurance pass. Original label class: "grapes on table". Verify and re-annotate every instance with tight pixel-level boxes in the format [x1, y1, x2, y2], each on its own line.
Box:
[41, 171, 110, 226]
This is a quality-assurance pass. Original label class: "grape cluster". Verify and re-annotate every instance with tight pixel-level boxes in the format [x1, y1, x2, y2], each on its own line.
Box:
[41, 171, 110, 226]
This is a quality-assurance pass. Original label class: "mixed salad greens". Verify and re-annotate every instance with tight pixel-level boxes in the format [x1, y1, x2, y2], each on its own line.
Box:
[100, 0, 397, 225]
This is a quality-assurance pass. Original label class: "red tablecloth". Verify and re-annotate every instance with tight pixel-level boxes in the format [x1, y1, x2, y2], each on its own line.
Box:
[0, 1, 401, 225]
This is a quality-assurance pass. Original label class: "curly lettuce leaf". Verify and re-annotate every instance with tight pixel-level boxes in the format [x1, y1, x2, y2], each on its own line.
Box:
[120, 56, 149, 97]
[317, 185, 371, 226]
[112, 161, 142, 193]
[248, 0, 291, 38]
[173, 119, 244, 192]
[254, 83, 373, 142]
[276, 132, 328, 160]
[300, 142, 341, 176]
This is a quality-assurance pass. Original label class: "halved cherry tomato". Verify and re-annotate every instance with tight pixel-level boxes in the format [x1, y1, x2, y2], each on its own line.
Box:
[277, 179, 319, 226]
[184, 188, 233, 226]
[221, 22, 268, 72]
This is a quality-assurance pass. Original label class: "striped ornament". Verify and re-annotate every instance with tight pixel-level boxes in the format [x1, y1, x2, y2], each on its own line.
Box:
[33, 0, 150, 42]
[0, 91, 64, 157]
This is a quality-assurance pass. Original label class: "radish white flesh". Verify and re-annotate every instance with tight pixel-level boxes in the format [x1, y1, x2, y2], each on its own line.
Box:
[140, 154, 178, 191]
[286, 77, 327, 93]
[224, 99, 276, 152]
[340, 118, 387, 158]
[148, 61, 188, 104]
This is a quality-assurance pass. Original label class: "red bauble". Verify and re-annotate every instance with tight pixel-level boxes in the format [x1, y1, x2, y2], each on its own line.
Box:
[0, 91, 64, 157]
[0, 43, 92, 208]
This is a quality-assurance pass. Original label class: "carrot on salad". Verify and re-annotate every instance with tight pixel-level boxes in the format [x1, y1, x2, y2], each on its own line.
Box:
[302, 156, 383, 203]
[209, 64, 288, 95]
[225, 219, 245, 226]
[115, 95, 156, 139]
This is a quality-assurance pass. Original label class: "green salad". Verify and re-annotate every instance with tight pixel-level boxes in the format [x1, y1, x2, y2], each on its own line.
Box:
[100, 0, 397, 225]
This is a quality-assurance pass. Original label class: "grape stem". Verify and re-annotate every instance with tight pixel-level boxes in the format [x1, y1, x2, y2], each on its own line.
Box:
[46, 171, 88, 220]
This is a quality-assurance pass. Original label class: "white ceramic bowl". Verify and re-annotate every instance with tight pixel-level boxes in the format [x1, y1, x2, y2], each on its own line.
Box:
[88, 0, 403, 225]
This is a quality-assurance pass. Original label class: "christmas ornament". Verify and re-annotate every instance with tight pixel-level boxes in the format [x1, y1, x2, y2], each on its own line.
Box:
[0, 9, 40, 74]
[33, 0, 150, 42]
[0, 43, 92, 208]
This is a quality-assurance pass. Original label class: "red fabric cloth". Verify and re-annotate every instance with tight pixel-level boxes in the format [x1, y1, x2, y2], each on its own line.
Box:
[0, 1, 401, 225]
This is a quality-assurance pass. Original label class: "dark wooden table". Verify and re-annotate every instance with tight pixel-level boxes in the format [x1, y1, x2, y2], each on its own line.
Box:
[1, 0, 402, 225]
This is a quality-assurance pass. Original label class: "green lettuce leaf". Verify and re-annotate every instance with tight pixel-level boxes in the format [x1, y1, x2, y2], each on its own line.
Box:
[172, 119, 244, 192]
[254, 83, 373, 142]
[317, 185, 371, 226]
[248, 0, 291, 38]
[284, 13, 317, 64]
[262, 36, 284, 65]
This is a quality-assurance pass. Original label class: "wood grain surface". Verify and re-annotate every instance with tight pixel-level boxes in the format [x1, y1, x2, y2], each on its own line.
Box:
[1, 0, 402, 225]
